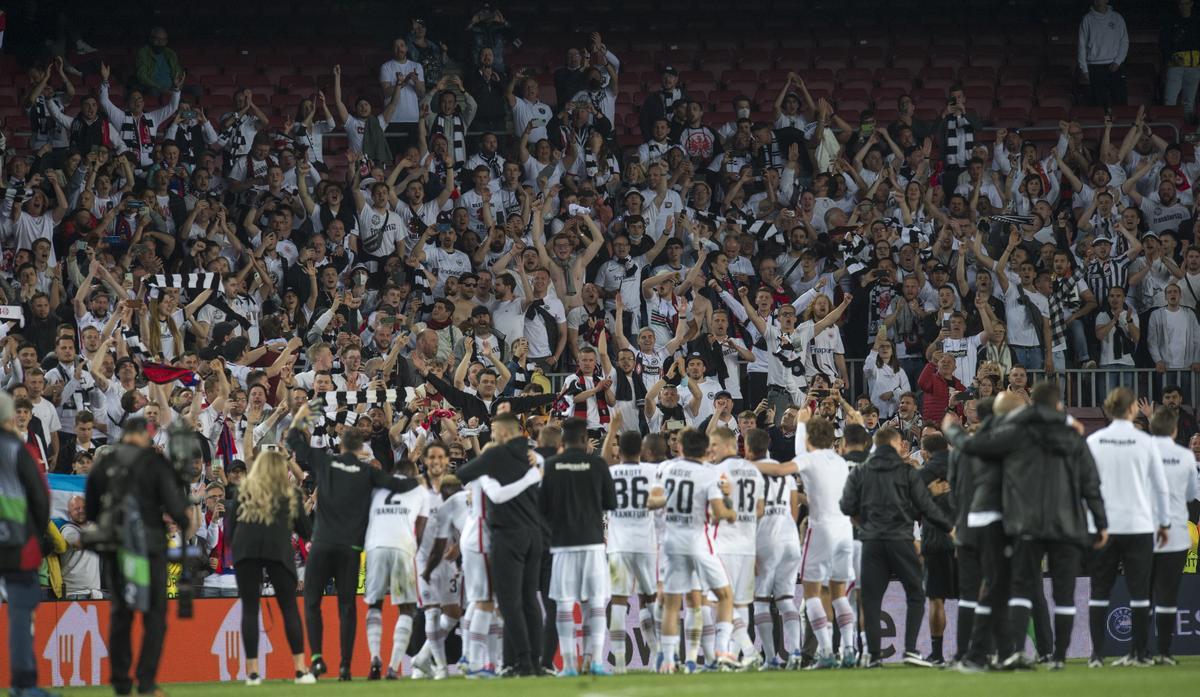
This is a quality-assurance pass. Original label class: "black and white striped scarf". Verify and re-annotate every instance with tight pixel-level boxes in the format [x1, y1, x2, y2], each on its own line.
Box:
[124, 327, 150, 360]
[411, 267, 435, 320]
[478, 151, 504, 179]
[145, 273, 251, 330]
[432, 112, 467, 165]
[944, 114, 975, 167]
[116, 112, 157, 167]
[584, 149, 620, 181]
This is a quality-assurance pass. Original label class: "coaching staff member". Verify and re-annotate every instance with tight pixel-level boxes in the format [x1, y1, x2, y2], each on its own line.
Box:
[541, 418, 617, 675]
[85, 418, 191, 696]
[840, 426, 953, 668]
[1086, 387, 1170, 667]
[945, 383, 1107, 670]
[286, 403, 421, 681]
[456, 414, 545, 676]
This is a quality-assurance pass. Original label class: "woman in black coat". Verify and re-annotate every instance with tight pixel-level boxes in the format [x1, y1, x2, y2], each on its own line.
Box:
[229, 448, 315, 685]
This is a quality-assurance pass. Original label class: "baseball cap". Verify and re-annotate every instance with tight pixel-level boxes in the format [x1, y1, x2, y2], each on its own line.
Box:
[685, 351, 707, 366]
[1092, 234, 1114, 246]
[931, 264, 950, 274]
[714, 390, 733, 401]
[228, 460, 248, 474]
[471, 305, 492, 317]
[663, 66, 678, 75]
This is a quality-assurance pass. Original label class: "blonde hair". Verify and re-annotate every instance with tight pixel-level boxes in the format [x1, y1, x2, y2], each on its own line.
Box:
[237, 450, 299, 525]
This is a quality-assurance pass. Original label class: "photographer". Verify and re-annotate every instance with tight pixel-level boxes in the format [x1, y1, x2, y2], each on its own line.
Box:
[227, 447, 315, 686]
[84, 417, 192, 697]
[0, 391, 52, 697]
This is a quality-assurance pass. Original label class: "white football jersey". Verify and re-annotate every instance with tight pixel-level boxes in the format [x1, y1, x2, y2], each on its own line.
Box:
[437, 488, 469, 542]
[460, 479, 491, 553]
[416, 487, 443, 562]
[655, 458, 724, 555]
[607, 462, 658, 554]
[364, 479, 429, 553]
[757, 467, 801, 553]
[794, 423, 853, 533]
[713, 457, 764, 556]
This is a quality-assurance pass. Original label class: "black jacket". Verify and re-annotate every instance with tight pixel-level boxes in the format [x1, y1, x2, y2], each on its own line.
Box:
[917, 450, 954, 554]
[457, 437, 542, 531]
[1162, 11, 1200, 63]
[840, 443, 952, 541]
[0, 431, 49, 573]
[228, 488, 312, 575]
[84, 444, 190, 555]
[945, 415, 999, 548]
[286, 427, 418, 547]
[425, 372, 558, 426]
[947, 405, 1107, 545]
[539, 447, 616, 548]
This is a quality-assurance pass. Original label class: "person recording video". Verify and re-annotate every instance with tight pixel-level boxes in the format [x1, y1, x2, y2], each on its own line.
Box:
[84, 417, 193, 697]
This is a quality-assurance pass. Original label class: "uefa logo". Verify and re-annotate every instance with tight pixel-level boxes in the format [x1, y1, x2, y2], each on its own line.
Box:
[1107, 607, 1133, 642]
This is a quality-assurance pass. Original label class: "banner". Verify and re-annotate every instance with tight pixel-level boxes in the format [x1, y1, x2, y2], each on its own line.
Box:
[5, 576, 1198, 686]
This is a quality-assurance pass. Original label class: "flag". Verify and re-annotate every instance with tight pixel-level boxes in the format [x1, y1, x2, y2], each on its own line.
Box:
[142, 362, 198, 386]
[47, 473, 86, 524]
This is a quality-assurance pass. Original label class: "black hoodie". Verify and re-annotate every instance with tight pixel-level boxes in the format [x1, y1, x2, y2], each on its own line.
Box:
[457, 437, 543, 531]
[840, 443, 953, 541]
[917, 449, 954, 554]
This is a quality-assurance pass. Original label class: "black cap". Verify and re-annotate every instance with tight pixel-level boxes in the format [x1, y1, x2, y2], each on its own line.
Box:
[1092, 234, 1114, 246]
[228, 460, 248, 474]
[931, 264, 950, 274]
[471, 305, 492, 317]
[714, 390, 733, 401]
[663, 66, 678, 75]
[685, 352, 707, 365]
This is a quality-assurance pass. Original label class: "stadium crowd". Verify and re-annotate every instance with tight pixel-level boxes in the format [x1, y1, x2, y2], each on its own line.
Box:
[2, 0, 1200, 693]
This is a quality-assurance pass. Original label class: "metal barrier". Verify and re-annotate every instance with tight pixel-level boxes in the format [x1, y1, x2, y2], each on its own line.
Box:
[542, 361, 1199, 409]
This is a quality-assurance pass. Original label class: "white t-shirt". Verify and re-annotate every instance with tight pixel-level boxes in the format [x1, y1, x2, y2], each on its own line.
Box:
[378, 59, 424, 123]
[524, 295, 566, 358]
[489, 297, 526, 352]
[1096, 309, 1139, 366]
[941, 333, 984, 385]
[356, 202, 402, 258]
[512, 97, 554, 143]
[424, 245, 473, 294]
[1003, 283, 1049, 347]
[365, 480, 428, 552]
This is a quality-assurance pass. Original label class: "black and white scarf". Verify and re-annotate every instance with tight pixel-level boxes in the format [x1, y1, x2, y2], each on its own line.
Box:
[659, 88, 683, 112]
[145, 273, 251, 330]
[478, 151, 504, 179]
[944, 114, 975, 167]
[432, 112, 467, 165]
[510, 359, 538, 392]
[584, 149, 620, 182]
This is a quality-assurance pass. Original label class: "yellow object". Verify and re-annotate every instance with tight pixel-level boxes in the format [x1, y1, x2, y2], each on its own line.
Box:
[1173, 51, 1200, 68]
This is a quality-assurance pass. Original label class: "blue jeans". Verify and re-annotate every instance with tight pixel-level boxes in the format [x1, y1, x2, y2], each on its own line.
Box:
[1012, 345, 1044, 372]
[1100, 363, 1136, 400]
[1066, 319, 1091, 363]
[1165, 66, 1200, 117]
[2, 571, 40, 689]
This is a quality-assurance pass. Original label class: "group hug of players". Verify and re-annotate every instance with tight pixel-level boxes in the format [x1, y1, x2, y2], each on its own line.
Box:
[360, 383, 1193, 678]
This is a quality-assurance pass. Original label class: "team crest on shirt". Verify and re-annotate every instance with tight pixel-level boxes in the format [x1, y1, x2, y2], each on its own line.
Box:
[372, 215, 381, 225]
[665, 202, 673, 209]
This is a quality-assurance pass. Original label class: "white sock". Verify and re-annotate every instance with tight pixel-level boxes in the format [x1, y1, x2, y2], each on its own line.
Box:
[422, 608, 441, 667]
[366, 607, 383, 661]
[701, 606, 716, 661]
[832, 596, 857, 653]
[434, 613, 457, 667]
[778, 598, 801, 653]
[653, 600, 664, 653]
[609, 604, 628, 670]
[467, 608, 491, 670]
[715, 620, 733, 656]
[754, 601, 777, 661]
[660, 634, 680, 668]
[732, 607, 756, 658]
[806, 597, 832, 657]
[586, 601, 608, 664]
[684, 606, 703, 663]
[639, 605, 658, 656]
[557, 606, 578, 672]
[389, 614, 414, 672]
[488, 616, 504, 669]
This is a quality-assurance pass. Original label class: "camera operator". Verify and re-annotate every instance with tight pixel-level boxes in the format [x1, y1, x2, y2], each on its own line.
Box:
[84, 417, 192, 697]
[0, 391, 52, 697]
[285, 402, 421, 681]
